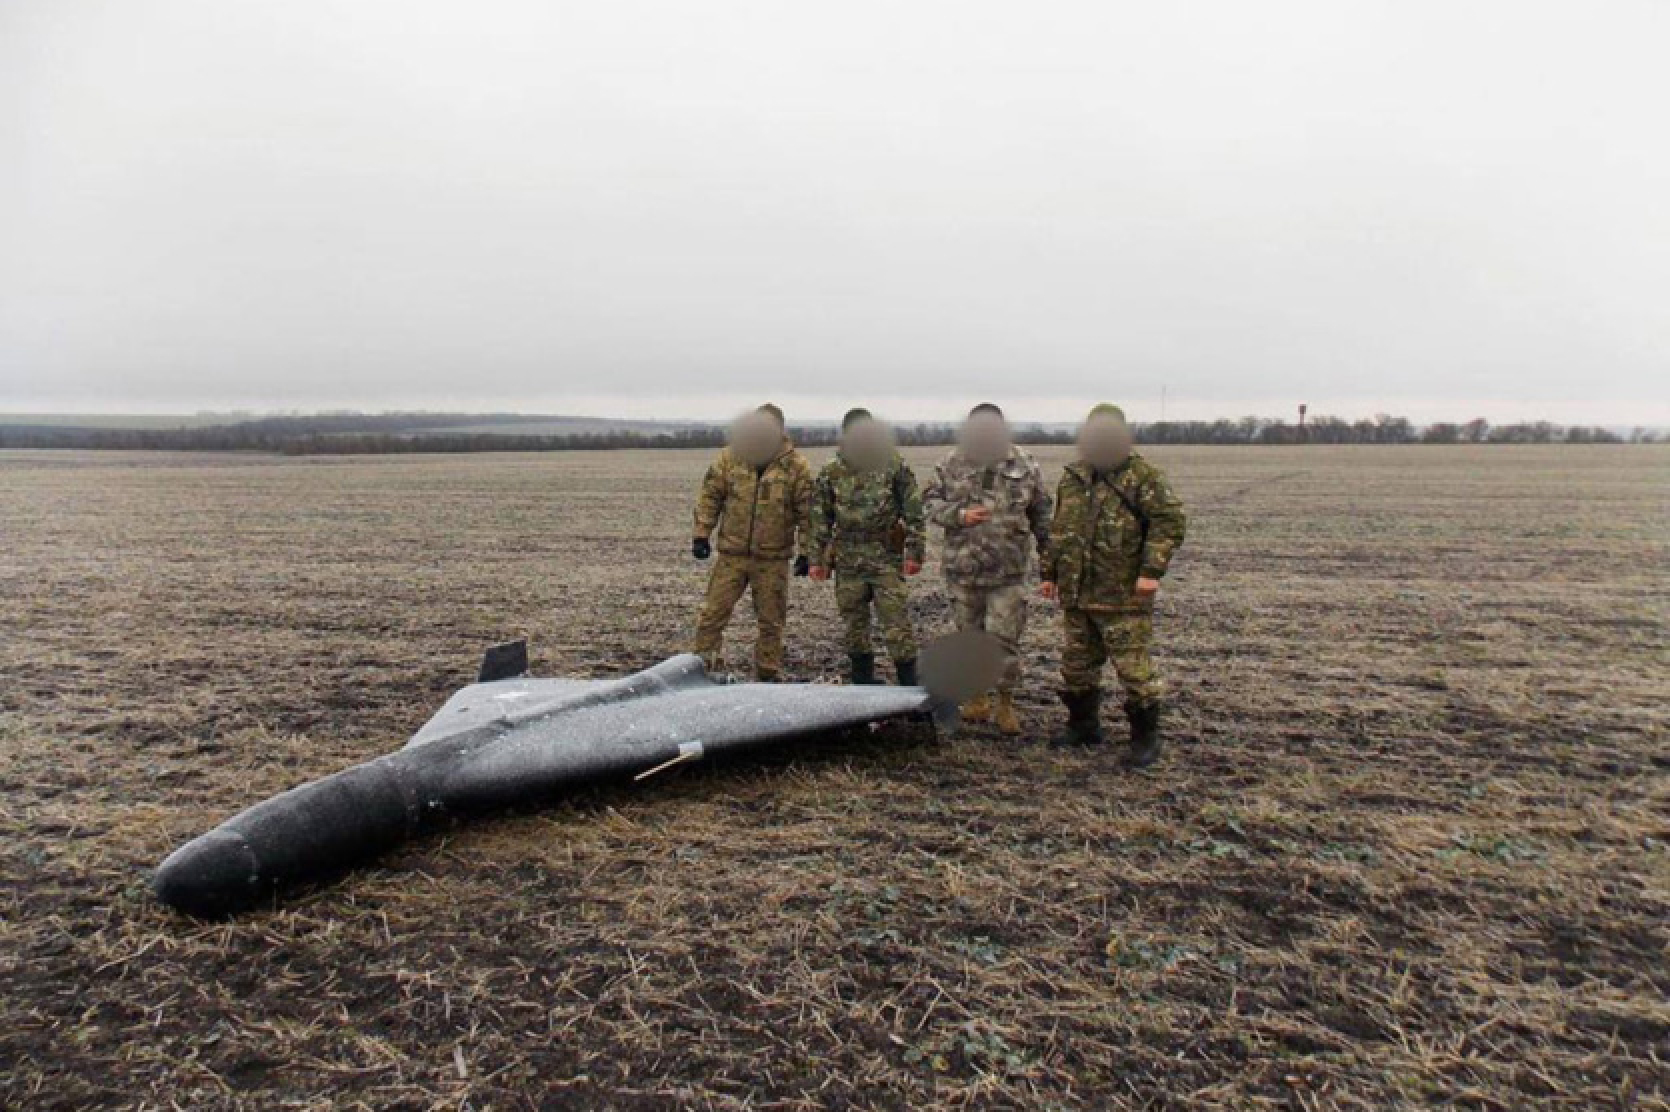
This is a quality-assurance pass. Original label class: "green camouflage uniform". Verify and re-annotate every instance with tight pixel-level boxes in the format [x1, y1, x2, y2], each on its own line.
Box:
[692, 439, 813, 677]
[922, 446, 1051, 693]
[811, 452, 926, 662]
[1043, 453, 1186, 706]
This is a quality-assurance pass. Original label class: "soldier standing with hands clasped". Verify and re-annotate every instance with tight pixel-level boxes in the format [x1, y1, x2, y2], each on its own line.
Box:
[809, 410, 926, 685]
[1040, 404, 1186, 765]
[923, 404, 1051, 734]
[690, 404, 814, 681]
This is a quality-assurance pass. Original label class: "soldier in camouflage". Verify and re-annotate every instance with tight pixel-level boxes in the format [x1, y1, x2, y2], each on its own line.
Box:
[809, 411, 926, 685]
[1040, 404, 1186, 765]
[922, 404, 1051, 734]
[691, 404, 814, 681]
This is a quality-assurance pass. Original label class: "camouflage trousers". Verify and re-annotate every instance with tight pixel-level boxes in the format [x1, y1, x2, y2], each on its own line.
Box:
[835, 566, 917, 662]
[693, 554, 791, 678]
[949, 582, 1028, 693]
[1060, 604, 1163, 707]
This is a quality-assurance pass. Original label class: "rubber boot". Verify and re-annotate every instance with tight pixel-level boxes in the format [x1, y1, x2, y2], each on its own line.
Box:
[961, 693, 992, 724]
[1125, 700, 1163, 767]
[1051, 689, 1105, 747]
[848, 652, 878, 685]
[894, 658, 919, 687]
[993, 692, 1022, 736]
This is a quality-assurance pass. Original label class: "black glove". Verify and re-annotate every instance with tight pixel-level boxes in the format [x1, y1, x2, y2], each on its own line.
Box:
[692, 537, 711, 560]
[793, 554, 810, 577]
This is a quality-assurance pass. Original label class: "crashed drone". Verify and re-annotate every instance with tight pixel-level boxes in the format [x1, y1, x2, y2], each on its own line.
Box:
[152, 636, 1000, 916]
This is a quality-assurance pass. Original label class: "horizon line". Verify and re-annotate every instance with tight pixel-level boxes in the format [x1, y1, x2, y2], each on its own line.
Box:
[1, 407, 1663, 431]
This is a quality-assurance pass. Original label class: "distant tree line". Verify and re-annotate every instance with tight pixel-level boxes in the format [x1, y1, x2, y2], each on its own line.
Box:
[0, 413, 1656, 454]
[1107, 415, 1642, 445]
[277, 428, 730, 455]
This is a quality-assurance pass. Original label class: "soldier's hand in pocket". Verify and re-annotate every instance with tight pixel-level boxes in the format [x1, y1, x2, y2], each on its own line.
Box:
[1135, 576, 1160, 597]
[961, 506, 992, 526]
[903, 560, 922, 577]
[809, 565, 831, 582]
[1038, 581, 1058, 601]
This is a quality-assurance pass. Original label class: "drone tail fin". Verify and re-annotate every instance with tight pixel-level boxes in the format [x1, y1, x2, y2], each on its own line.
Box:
[477, 640, 529, 683]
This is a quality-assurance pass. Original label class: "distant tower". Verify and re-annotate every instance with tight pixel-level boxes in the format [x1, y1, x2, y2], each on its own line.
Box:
[1298, 403, 1308, 443]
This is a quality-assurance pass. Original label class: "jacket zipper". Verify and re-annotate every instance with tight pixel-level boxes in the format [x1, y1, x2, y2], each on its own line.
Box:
[745, 466, 764, 556]
[1079, 474, 1099, 600]
[745, 449, 785, 556]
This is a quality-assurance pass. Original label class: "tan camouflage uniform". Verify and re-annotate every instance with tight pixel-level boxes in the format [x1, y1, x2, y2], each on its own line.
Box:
[922, 446, 1052, 693]
[810, 453, 926, 663]
[1043, 454, 1186, 707]
[692, 438, 813, 678]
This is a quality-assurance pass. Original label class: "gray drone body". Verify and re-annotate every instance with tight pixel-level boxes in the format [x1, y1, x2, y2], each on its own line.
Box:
[152, 645, 949, 916]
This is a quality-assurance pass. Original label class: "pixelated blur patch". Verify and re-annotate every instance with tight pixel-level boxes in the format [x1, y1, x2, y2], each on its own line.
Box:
[729, 411, 782, 467]
[919, 631, 1006, 703]
[1078, 417, 1133, 470]
[842, 418, 895, 472]
[959, 412, 1012, 466]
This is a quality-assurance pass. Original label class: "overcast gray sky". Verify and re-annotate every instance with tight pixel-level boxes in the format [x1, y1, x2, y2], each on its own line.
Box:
[3, 1, 1666, 424]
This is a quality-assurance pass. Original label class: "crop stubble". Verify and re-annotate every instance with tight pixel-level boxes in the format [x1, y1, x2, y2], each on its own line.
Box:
[0, 445, 1665, 1109]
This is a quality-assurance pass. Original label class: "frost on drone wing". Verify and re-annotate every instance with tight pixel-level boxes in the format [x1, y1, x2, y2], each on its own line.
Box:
[154, 653, 939, 917]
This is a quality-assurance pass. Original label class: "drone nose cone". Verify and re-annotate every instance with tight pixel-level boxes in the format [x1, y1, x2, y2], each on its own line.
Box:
[152, 830, 261, 917]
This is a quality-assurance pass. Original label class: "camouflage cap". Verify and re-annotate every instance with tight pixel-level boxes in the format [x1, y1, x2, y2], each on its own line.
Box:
[1087, 403, 1127, 423]
[756, 402, 785, 426]
[841, 407, 873, 432]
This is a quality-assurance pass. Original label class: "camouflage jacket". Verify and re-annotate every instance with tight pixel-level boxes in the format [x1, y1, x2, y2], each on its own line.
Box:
[923, 447, 1052, 587]
[1043, 454, 1186, 610]
[810, 453, 927, 573]
[693, 439, 814, 561]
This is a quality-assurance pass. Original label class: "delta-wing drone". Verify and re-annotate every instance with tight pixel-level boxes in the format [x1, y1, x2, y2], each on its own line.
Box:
[153, 636, 999, 916]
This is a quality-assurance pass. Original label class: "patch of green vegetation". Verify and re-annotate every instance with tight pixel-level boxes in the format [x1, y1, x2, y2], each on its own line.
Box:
[1317, 842, 1378, 864]
[1183, 836, 1250, 860]
[1440, 831, 1545, 864]
[946, 935, 1005, 965]
[1107, 935, 1196, 972]
[904, 1022, 1035, 1075]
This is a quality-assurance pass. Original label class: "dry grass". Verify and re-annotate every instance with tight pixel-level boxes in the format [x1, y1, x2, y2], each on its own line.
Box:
[1, 445, 1666, 1110]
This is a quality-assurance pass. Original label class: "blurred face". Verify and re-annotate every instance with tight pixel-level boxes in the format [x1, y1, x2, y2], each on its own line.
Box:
[960, 411, 1011, 467]
[841, 417, 895, 472]
[918, 629, 1007, 704]
[1077, 415, 1133, 470]
[729, 411, 781, 467]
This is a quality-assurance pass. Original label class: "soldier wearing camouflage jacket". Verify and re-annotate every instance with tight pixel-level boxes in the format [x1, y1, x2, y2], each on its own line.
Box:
[1041, 404, 1186, 764]
[809, 414, 926, 685]
[923, 407, 1051, 732]
[691, 406, 814, 680]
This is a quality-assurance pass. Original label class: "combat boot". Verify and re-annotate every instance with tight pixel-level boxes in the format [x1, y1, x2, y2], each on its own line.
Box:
[1051, 689, 1105, 747]
[848, 652, 878, 685]
[755, 668, 782, 683]
[1124, 701, 1163, 767]
[993, 692, 1022, 736]
[961, 693, 992, 724]
[894, 658, 919, 687]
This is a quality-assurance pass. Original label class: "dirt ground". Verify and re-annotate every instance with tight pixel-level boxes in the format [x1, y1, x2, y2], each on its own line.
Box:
[1, 445, 1666, 1110]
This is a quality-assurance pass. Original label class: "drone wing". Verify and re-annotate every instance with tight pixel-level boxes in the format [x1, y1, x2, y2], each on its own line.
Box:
[442, 660, 936, 808]
[153, 649, 940, 917]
